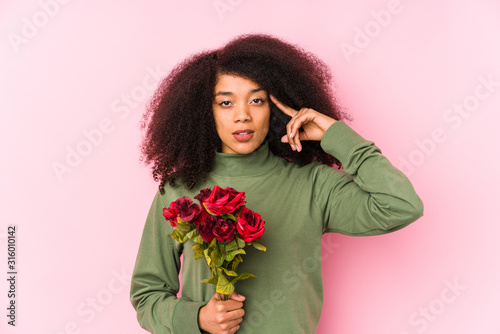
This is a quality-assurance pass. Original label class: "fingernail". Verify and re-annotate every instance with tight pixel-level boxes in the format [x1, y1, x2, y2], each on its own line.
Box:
[291, 144, 296, 151]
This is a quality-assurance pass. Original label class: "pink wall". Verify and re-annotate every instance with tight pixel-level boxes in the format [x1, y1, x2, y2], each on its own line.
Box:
[1, 1, 499, 333]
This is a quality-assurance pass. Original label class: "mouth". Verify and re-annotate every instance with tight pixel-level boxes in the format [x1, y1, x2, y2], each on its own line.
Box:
[233, 129, 254, 142]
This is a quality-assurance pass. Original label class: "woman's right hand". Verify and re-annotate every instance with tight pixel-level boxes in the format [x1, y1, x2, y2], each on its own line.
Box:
[198, 292, 246, 334]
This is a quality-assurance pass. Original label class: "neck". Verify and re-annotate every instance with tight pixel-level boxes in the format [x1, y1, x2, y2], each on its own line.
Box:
[210, 142, 279, 177]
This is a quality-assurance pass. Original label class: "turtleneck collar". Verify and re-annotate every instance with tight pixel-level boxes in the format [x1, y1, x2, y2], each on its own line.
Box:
[210, 142, 280, 177]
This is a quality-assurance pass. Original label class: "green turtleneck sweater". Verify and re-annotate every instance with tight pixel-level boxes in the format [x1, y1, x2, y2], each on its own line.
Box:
[130, 121, 423, 333]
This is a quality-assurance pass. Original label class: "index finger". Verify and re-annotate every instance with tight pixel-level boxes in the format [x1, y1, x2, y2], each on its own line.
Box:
[269, 94, 297, 117]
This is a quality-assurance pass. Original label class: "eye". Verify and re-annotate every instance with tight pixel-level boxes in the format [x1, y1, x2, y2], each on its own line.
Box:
[218, 101, 232, 107]
[251, 98, 265, 104]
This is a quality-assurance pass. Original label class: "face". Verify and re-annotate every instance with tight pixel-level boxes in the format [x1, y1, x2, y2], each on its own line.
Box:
[212, 74, 270, 155]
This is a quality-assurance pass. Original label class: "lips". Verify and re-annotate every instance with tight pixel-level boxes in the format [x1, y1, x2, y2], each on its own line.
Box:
[233, 129, 254, 142]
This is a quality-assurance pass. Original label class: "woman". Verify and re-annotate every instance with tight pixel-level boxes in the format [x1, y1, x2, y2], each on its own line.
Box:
[130, 34, 423, 334]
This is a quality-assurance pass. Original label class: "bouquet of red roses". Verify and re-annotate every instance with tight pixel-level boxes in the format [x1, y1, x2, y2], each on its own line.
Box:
[163, 185, 266, 300]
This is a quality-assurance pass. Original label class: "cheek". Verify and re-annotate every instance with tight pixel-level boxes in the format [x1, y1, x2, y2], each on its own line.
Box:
[212, 112, 231, 143]
[261, 110, 271, 134]
[212, 110, 225, 130]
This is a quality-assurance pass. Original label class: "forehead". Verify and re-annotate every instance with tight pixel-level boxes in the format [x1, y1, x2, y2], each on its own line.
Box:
[214, 74, 264, 95]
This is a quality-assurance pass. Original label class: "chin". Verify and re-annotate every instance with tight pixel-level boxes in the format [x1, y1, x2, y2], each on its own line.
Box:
[234, 146, 258, 155]
[225, 141, 262, 155]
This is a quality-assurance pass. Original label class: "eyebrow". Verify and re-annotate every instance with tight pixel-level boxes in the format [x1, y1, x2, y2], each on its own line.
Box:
[214, 88, 265, 96]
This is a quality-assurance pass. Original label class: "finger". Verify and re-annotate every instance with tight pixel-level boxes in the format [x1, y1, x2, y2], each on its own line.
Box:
[287, 110, 306, 151]
[281, 130, 311, 143]
[290, 108, 318, 151]
[225, 317, 243, 329]
[269, 95, 297, 117]
[229, 292, 245, 301]
[294, 131, 302, 152]
[217, 308, 244, 328]
[289, 107, 312, 137]
[214, 312, 243, 333]
[229, 326, 240, 334]
[211, 292, 223, 303]
[270, 95, 301, 151]
[292, 111, 304, 151]
[293, 126, 301, 152]
[285, 117, 297, 151]
[229, 324, 241, 334]
[295, 108, 319, 131]
[281, 126, 307, 143]
[219, 300, 244, 312]
[226, 307, 245, 321]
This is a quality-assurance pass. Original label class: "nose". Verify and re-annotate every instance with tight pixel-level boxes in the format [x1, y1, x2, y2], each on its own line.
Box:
[233, 103, 251, 123]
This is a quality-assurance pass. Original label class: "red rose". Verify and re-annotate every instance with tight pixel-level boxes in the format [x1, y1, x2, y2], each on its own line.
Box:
[174, 196, 201, 222]
[163, 202, 179, 227]
[236, 207, 265, 242]
[163, 197, 200, 227]
[213, 218, 236, 243]
[194, 209, 211, 226]
[194, 188, 212, 204]
[203, 185, 246, 215]
[196, 215, 217, 242]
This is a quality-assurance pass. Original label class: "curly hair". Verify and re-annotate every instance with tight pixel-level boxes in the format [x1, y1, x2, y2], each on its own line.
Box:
[141, 34, 348, 193]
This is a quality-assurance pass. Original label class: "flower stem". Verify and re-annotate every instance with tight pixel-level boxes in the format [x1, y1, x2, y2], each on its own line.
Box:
[217, 293, 230, 301]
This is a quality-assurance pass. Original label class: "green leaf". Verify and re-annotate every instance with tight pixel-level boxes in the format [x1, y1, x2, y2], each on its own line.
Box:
[194, 249, 204, 260]
[221, 267, 238, 277]
[204, 248, 212, 266]
[186, 230, 204, 244]
[192, 234, 204, 244]
[232, 207, 243, 216]
[213, 249, 224, 267]
[251, 241, 267, 252]
[209, 238, 217, 249]
[225, 239, 238, 252]
[221, 213, 237, 221]
[175, 219, 193, 232]
[236, 237, 246, 249]
[171, 229, 188, 243]
[185, 229, 195, 238]
[201, 275, 218, 285]
[225, 249, 246, 262]
[216, 274, 235, 295]
[210, 247, 224, 267]
[231, 254, 242, 272]
[231, 272, 256, 285]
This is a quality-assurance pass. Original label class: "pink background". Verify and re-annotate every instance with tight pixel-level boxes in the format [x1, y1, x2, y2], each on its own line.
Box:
[1, 1, 499, 333]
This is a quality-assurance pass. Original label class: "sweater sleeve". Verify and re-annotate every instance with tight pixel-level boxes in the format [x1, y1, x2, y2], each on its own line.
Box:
[317, 121, 424, 236]
[130, 191, 206, 333]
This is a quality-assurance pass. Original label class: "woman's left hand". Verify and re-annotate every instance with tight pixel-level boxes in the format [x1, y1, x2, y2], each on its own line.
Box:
[270, 95, 337, 152]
